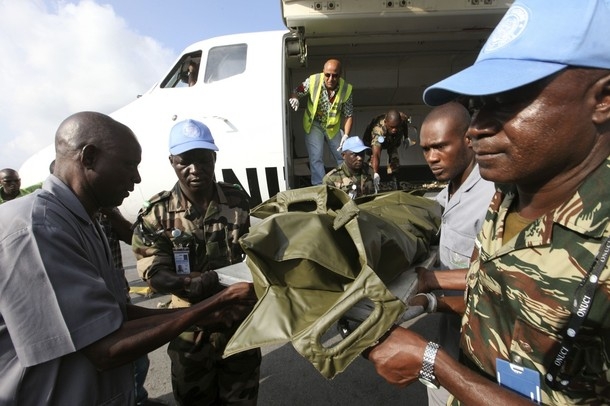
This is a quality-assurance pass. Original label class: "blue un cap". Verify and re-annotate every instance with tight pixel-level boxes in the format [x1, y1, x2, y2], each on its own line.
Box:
[341, 136, 370, 153]
[169, 119, 218, 155]
[423, 0, 610, 106]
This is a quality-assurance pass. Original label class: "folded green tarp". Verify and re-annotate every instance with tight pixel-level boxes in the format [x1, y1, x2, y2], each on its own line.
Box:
[224, 185, 441, 378]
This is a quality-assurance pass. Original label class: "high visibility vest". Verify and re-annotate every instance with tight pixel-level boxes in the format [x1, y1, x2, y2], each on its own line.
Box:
[303, 73, 353, 138]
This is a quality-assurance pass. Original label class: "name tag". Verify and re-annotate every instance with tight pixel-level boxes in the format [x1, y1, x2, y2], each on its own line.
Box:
[173, 248, 191, 275]
[496, 358, 541, 403]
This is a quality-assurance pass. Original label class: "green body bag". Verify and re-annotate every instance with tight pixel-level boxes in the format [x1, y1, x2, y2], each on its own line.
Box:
[224, 185, 441, 378]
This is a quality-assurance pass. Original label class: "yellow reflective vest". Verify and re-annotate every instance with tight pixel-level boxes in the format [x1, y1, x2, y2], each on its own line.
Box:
[303, 73, 352, 138]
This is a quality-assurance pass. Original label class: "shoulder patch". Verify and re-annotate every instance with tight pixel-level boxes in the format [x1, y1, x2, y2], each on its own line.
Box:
[138, 190, 171, 217]
[218, 181, 243, 191]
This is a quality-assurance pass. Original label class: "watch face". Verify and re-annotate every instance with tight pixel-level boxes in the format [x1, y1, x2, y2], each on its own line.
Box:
[419, 377, 440, 389]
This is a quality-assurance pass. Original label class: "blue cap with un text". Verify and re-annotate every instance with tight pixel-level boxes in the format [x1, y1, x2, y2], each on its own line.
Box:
[341, 136, 370, 153]
[169, 119, 218, 155]
[423, 0, 610, 106]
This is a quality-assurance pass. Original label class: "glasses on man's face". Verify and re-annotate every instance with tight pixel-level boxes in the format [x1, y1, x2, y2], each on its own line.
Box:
[324, 73, 340, 79]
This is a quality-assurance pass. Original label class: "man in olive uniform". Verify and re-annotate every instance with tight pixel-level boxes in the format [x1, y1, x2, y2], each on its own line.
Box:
[364, 109, 414, 190]
[323, 136, 375, 198]
[132, 119, 261, 406]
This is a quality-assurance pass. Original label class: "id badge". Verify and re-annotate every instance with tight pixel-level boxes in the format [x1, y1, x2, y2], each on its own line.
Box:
[496, 358, 541, 403]
[173, 248, 191, 275]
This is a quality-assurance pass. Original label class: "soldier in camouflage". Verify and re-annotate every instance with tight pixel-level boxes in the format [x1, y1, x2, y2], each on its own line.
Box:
[323, 136, 375, 198]
[363, 109, 414, 190]
[132, 119, 261, 406]
[367, 1, 610, 405]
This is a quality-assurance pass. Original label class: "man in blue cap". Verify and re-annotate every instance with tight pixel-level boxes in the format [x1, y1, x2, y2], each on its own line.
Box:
[323, 136, 375, 198]
[367, 1, 610, 404]
[132, 119, 261, 406]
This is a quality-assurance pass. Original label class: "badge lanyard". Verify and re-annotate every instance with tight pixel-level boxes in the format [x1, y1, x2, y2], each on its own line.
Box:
[545, 236, 610, 390]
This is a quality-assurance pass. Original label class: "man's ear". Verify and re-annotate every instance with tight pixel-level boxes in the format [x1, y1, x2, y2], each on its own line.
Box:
[80, 145, 98, 169]
[592, 73, 610, 125]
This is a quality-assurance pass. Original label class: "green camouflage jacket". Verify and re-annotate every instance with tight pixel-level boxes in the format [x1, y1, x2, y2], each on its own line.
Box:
[453, 157, 610, 405]
[323, 162, 375, 198]
[132, 181, 250, 306]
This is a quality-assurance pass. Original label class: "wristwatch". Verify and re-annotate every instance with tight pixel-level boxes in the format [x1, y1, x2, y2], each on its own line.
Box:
[418, 342, 441, 389]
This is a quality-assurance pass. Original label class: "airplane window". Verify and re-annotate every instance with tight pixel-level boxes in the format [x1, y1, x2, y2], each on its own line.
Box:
[160, 51, 202, 89]
[204, 44, 247, 83]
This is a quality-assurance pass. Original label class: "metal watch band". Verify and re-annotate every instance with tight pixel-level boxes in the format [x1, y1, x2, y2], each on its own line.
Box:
[419, 341, 440, 389]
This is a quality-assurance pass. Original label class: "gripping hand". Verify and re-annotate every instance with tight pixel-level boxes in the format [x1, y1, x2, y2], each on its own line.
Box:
[289, 97, 299, 111]
[373, 173, 380, 193]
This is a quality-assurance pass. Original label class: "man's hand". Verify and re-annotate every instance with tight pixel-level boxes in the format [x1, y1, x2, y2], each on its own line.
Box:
[402, 292, 437, 322]
[289, 97, 299, 111]
[366, 326, 428, 387]
[184, 271, 220, 300]
[337, 131, 349, 151]
[217, 282, 257, 303]
[194, 282, 258, 329]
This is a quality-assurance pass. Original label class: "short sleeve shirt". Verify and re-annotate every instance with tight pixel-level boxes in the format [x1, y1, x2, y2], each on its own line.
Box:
[435, 164, 495, 269]
[369, 113, 409, 151]
[0, 176, 133, 405]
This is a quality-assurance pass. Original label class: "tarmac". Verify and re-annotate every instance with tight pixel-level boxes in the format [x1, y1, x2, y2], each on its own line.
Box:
[122, 244, 440, 406]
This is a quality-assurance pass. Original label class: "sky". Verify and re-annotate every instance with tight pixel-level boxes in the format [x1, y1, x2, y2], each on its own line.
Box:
[0, 0, 286, 172]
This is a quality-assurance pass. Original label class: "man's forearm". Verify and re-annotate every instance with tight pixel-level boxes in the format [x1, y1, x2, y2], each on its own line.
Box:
[435, 349, 533, 405]
[82, 294, 226, 370]
[82, 283, 254, 371]
[368, 327, 533, 405]
[423, 268, 468, 291]
[343, 116, 353, 136]
[372, 148, 381, 174]
[436, 295, 465, 315]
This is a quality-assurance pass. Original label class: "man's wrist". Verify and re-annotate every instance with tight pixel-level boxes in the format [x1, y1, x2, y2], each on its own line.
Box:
[413, 293, 437, 313]
[418, 342, 441, 389]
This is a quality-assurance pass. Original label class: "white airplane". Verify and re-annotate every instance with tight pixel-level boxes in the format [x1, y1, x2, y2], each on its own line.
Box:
[19, 0, 511, 221]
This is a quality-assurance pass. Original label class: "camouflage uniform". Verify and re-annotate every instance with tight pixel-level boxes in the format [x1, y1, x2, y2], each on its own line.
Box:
[364, 112, 413, 173]
[132, 182, 261, 406]
[451, 157, 610, 405]
[322, 162, 375, 198]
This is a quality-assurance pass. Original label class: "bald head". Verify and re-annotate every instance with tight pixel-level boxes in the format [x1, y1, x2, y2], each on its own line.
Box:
[55, 112, 135, 159]
[323, 59, 342, 90]
[52, 111, 141, 215]
[0, 168, 19, 179]
[323, 59, 342, 74]
[421, 102, 470, 134]
[385, 109, 401, 123]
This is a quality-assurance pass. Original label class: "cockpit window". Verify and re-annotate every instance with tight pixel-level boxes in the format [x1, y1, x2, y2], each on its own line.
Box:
[204, 44, 247, 83]
[160, 51, 202, 88]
